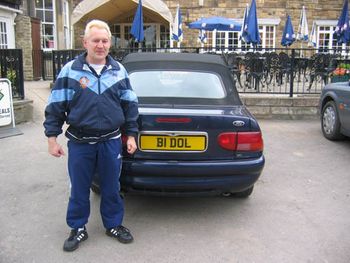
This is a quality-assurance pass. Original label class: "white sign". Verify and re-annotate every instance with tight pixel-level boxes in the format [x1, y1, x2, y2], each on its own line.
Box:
[0, 79, 14, 127]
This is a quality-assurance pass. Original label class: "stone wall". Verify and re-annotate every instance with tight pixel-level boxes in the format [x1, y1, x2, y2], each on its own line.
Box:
[14, 15, 33, 81]
[73, 21, 84, 49]
[241, 95, 319, 120]
[14, 99, 33, 124]
[162, 0, 345, 47]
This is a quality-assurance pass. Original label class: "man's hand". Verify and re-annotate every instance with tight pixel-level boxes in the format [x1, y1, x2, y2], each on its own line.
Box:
[126, 136, 137, 154]
[48, 137, 65, 157]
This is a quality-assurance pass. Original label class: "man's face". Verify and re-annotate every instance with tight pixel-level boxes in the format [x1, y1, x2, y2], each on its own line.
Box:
[83, 26, 111, 64]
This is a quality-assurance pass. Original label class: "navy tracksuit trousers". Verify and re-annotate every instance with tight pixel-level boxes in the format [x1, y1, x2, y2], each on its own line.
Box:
[66, 138, 124, 230]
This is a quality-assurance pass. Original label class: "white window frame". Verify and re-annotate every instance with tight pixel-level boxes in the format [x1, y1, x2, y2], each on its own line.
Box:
[313, 20, 349, 54]
[0, 6, 21, 49]
[110, 23, 166, 49]
[0, 19, 9, 49]
[63, 0, 71, 49]
[254, 18, 279, 50]
[35, 0, 57, 50]
[201, 18, 280, 53]
[258, 24, 276, 49]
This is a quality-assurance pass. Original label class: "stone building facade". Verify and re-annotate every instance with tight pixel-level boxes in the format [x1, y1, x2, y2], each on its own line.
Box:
[69, 0, 347, 52]
[6, 0, 75, 80]
[2, 0, 348, 80]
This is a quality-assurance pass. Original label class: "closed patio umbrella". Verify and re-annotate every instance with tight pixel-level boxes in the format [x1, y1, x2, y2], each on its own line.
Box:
[240, 4, 249, 42]
[281, 15, 296, 47]
[172, 4, 183, 42]
[296, 6, 309, 56]
[297, 6, 309, 41]
[244, 0, 261, 46]
[308, 22, 317, 47]
[130, 0, 144, 42]
[334, 0, 350, 44]
[198, 29, 207, 43]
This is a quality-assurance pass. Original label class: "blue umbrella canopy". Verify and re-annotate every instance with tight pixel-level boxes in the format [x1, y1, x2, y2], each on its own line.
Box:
[244, 0, 261, 45]
[130, 0, 144, 42]
[281, 15, 296, 46]
[334, 0, 350, 44]
[188, 16, 241, 31]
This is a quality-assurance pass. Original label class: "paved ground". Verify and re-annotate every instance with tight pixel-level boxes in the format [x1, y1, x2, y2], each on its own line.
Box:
[0, 81, 350, 263]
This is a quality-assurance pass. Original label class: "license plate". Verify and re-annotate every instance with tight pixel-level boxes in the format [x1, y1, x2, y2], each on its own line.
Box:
[139, 133, 207, 152]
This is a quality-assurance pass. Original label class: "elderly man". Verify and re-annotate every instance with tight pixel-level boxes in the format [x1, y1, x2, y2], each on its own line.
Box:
[43, 19, 139, 252]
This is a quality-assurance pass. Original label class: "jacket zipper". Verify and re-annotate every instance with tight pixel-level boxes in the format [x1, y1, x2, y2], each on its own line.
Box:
[97, 75, 101, 130]
[86, 64, 109, 131]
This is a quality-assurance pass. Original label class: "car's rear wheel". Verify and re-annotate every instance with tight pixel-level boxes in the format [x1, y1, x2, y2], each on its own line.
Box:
[321, 101, 344, 140]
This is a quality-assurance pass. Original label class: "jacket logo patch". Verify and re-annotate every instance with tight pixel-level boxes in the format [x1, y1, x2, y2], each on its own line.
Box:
[79, 77, 89, 89]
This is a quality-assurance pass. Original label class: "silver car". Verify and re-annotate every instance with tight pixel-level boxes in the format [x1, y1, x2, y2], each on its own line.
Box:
[320, 82, 350, 140]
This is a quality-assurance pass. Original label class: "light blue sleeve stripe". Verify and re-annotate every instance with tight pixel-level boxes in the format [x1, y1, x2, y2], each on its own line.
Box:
[48, 89, 75, 104]
[120, 89, 138, 102]
[100, 71, 127, 94]
[56, 61, 74, 79]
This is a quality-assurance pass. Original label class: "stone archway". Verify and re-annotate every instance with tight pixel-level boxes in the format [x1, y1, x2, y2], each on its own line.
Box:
[72, 0, 172, 25]
[71, 0, 173, 49]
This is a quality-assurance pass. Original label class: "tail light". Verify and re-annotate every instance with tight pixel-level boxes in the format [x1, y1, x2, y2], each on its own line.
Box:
[218, 132, 237, 150]
[236, 132, 264, 151]
[218, 132, 263, 152]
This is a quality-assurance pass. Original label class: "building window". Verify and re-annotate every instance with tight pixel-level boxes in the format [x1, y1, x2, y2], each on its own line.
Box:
[202, 31, 240, 52]
[318, 27, 331, 53]
[263, 25, 275, 48]
[111, 24, 122, 48]
[215, 31, 226, 51]
[200, 24, 276, 52]
[203, 31, 213, 49]
[255, 25, 275, 49]
[228, 32, 239, 51]
[110, 23, 168, 49]
[63, 0, 70, 49]
[313, 21, 349, 53]
[124, 25, 138, 49]
[0, 22, 8, 49]
[160, 25, 170, 48]
[144, 25, 156, 49]
[318, 25, 346, 53]
[35, 0, 55, 49]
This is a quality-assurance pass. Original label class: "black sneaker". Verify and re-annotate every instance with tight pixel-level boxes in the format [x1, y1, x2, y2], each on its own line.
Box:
[106, 225, 133, 244]
[63, 227, 88, 252]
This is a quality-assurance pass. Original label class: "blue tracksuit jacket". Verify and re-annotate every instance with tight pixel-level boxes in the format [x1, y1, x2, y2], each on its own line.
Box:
[43, 53, 139, 143]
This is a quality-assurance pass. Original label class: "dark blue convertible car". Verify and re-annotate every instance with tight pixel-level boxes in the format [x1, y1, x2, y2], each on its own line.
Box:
[93, 52, 265, 197]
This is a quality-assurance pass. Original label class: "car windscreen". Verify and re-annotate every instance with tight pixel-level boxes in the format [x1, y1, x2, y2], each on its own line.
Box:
[129, 70, 226, 99]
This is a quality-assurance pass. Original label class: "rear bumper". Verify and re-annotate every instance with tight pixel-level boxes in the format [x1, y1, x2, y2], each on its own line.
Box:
[120, 156, 265, 196]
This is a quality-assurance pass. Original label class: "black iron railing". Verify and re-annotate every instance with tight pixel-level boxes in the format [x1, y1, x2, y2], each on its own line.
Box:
[43, 47, 350, 97]
[0, 49, 24, 99]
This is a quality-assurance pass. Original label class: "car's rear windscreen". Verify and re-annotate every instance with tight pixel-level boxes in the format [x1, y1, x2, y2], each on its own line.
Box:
[129, 70, 226, 99]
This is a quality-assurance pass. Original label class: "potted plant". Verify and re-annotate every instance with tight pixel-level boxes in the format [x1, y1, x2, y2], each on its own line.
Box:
[331, 62, 350, 82]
